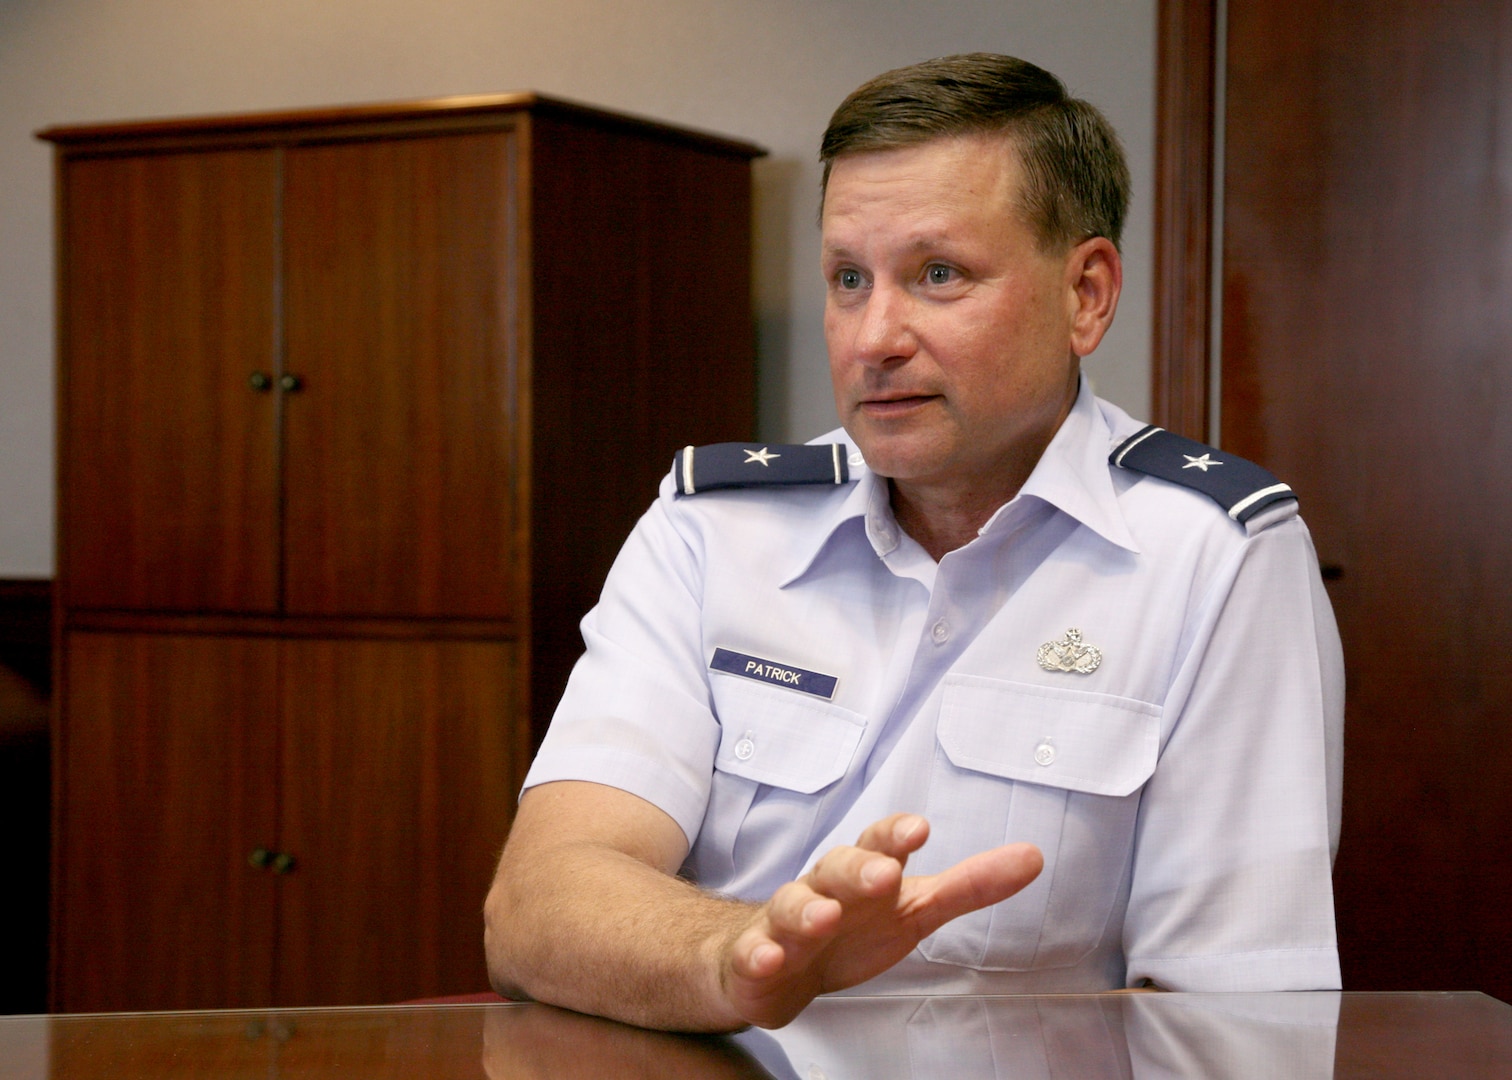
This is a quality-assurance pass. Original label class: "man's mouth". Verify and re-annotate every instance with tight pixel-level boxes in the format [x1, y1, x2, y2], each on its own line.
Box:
[859, 393, 939, 415]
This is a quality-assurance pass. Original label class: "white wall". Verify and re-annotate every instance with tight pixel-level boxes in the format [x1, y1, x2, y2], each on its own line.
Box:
[0, 0, 1155, 576]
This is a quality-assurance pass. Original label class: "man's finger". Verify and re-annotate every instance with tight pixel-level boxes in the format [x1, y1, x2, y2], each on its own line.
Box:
[908, 842, 1044, 936]
[805, 844, 903, 902]
[766, 878, 844, 940]
[728, 924, 786, 981]
[853, 812, 930, 859]
[806, 814, 928, 893]
[732, 880, 846, 987]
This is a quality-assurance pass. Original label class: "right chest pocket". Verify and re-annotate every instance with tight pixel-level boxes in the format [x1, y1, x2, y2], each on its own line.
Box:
[687, 674, 867, 892]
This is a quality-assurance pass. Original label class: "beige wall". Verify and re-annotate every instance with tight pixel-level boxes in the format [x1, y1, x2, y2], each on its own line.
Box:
[0, 0, 1155, 576]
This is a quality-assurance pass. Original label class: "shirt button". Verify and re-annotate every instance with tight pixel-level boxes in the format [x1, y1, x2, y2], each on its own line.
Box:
[809, 1067, 828, 1080]
[734, 734, 755, 761]
[1035, 742, 1056, 766]
[931, 618, 950, 644]
[848, 451, 865, 468]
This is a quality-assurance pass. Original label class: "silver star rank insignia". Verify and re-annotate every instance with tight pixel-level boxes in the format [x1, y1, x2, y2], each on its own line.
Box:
[1182, 453, 1222, 471]
[743, 447, 781, 467]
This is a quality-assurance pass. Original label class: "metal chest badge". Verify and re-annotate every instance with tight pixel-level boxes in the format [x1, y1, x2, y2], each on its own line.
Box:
[1037, 628, 1103, 675]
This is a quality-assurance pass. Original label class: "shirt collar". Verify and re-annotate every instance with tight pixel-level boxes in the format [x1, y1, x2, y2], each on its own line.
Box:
[780, 379, 1139, 586]
[778, 439, 880, 587]
[1005, 377, 1140, 553]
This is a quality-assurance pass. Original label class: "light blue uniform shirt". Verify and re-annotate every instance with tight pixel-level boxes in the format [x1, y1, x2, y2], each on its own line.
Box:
[524, 381, 1344, 993]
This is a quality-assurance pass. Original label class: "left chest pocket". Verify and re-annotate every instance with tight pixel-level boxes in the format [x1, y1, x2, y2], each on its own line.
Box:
[912, 675, 1161, 972]
[710, 674, 866, 793]
[687, 675, 868, 893]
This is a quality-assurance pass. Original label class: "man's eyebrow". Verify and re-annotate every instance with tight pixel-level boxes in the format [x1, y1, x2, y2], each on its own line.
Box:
[822, 232, 959, 261]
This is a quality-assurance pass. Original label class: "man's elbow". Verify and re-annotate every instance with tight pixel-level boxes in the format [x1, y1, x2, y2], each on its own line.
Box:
[482, 871, 533, 1001]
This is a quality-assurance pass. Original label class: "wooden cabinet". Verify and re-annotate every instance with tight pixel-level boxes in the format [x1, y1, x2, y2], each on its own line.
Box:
[55, 633, 525, 1011]
[41, 96, 762, 1011]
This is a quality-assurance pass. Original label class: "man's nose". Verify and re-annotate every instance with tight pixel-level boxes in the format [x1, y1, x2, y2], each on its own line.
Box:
[850, 285, 918, 366]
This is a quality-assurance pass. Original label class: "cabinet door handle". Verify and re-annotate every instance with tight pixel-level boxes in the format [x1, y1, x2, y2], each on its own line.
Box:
[249, 847, 297, 874]
[248, 372, 273, 392]
[279, 373, 303, 393]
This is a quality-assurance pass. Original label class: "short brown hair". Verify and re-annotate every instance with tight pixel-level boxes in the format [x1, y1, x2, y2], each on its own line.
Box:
[819, 53, 1130, 250]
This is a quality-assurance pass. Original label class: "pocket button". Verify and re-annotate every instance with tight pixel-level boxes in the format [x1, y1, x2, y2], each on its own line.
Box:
[1034, 741, 1056, 766]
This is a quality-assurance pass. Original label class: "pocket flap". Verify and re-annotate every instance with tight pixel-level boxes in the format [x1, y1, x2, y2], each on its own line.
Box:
[711, 675, 865, 794]
[938, 675, 1160, 797]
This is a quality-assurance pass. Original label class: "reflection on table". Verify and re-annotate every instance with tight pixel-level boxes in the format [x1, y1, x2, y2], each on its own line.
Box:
[0, 991, 1508, 1078]
[740, 993, 1344, 1078]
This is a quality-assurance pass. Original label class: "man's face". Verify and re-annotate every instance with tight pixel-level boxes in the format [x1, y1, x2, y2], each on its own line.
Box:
[821, 134, 1110, 501]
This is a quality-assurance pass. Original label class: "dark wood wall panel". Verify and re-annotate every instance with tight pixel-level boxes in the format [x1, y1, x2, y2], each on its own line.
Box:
[1151, 0, 1217, 441]
[1222, 0, 1512, 999]
[0, 579, 51, 1015]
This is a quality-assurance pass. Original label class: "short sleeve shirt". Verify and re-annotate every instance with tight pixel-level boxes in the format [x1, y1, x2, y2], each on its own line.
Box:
[523, 380, 1344, 993]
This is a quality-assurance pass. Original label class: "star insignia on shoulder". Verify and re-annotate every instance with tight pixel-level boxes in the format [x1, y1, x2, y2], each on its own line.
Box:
[1182, 453, 1222, 472]
[743, 447, 782, 467]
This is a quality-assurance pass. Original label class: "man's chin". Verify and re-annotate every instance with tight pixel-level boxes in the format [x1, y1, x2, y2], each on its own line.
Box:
[847, 440, 946, 483]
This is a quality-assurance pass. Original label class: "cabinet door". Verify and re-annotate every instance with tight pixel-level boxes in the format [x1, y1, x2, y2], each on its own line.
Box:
[60, 150, 281, 613]
[281, 132, 523, 619]
[275, 638, 527, 1005]
[53, 632, 281, 1012]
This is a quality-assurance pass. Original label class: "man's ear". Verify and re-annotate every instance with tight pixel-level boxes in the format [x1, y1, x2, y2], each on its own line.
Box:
[1066, 236, 1122, 358]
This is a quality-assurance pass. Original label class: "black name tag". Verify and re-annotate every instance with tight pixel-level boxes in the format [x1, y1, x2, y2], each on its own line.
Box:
[710, 648, 838, 700]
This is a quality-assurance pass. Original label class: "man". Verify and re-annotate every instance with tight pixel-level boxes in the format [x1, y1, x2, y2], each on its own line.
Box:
[484, 53, 1343, 1032]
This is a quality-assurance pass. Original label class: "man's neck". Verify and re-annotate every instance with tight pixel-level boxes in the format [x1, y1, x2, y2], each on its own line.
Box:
[889, 472, 1026, 562]
[882, 379, 1083, 561]
[885, 401, 1076, 561]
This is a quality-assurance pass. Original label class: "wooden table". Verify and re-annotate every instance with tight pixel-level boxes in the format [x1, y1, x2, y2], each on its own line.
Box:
[1, 992, 1508, 1078]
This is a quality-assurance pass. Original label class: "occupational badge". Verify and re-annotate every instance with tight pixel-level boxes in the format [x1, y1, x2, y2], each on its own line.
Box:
[1036, 628, 1103, 675]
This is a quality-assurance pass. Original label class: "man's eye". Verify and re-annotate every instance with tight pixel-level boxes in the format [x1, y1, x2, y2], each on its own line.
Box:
[837, 269, 864, 290]
[926, 264, 955, 285]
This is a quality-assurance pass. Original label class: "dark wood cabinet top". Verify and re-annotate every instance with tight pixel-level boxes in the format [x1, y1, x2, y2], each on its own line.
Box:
[36, 92, 767, 159]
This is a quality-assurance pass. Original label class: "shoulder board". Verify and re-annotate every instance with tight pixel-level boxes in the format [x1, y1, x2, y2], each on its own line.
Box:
[1109, 426, 1296, 525]
[672, 443, 850, 495]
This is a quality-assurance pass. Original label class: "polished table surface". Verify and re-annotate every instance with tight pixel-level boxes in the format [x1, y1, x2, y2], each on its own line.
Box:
[2, 992, 1510, 1078]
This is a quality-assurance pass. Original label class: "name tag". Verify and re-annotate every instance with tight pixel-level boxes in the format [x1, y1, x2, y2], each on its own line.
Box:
[710, 648, 838, 700]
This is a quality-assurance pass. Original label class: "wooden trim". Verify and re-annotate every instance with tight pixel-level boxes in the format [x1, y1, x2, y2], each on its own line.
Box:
[62, 610, 519, 642]
[36, 92, 767, 161]
[511, 114, 536, 741]
[1152, 0, 1219, 440]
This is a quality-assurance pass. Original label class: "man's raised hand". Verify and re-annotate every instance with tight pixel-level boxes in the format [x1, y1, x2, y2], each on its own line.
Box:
[717, 813, 1043, 1029]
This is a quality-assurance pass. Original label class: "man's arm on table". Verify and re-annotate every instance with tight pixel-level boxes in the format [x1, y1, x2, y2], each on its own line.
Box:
[484, 779, 1043, 1032]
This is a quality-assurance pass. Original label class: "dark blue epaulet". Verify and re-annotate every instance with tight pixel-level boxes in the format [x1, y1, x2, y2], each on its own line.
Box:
[1109, 426, 1296, 527]
[672, 443, 851, 495]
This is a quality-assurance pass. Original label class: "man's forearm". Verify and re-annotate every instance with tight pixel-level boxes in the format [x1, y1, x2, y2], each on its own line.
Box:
[484, 784, 757, 1031]
[486, 844, 758, 1031]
